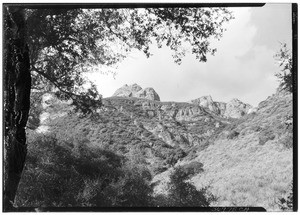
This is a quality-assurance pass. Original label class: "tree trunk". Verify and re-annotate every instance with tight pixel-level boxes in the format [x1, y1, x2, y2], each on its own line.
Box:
[4, 7, 31, 211]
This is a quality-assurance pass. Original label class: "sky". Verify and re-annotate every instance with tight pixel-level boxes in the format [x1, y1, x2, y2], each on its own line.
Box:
[88, 3, 292, 107]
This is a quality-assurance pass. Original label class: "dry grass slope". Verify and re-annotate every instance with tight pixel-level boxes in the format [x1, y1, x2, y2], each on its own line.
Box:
[190, 134, 292, 210]
[184, 92, 293, 211]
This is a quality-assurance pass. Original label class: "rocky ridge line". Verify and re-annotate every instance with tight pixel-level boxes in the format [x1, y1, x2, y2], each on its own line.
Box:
[112, 84, 252, 118]
[112, 83, 160, 101]
[190, 96, 252, 118]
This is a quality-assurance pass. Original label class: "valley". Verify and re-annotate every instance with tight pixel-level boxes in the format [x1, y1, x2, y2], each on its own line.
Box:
[19, 83, 293, 211]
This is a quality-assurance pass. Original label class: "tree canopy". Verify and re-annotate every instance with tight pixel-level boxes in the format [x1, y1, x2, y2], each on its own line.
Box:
[274, 43, 293, 93]
[4, 6, 234, 209]
[23, 7, 233, 112]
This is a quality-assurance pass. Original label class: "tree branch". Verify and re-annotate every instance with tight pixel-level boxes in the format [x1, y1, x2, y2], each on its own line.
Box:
[31, 65, 80, 100]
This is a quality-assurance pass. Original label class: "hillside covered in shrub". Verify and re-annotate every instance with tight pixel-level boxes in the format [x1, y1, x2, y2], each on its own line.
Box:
[16, 86, 294, 211]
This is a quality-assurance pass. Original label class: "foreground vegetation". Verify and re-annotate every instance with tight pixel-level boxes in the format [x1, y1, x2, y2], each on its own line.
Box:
[15, 130, 215, 208]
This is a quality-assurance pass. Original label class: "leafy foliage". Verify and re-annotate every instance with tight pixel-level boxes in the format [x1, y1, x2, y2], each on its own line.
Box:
[162, 166, 215, 207]
[22, 7, 234, 112]
[165, 147, 187, 166]
[274, 43, 293, 93]
[27, 92, 43, 129]
[16, 132, 154, 207]
[18, 130, 213, 208]
[181, 161, 204, 176]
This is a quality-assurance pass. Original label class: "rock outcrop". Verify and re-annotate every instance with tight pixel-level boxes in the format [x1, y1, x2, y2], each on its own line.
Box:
[215, 102, 227, 116]
[190, 96, 252, 118]
[190, 96, 220, 115]
[113, 84, 252, 118]
[223, 98, 252, 118]
[113, 83, 160, 101]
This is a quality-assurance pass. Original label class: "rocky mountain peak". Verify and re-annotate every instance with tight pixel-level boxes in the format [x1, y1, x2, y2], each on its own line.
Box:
[190, 95, 252, 119]
[112, 84, 160, 101]
[112, 84, 253, 118]
[190, 95, 219, 115]
[224, 98, 252, 118]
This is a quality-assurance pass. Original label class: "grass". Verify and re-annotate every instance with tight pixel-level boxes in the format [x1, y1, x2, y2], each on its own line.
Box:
[188, 132, 292, 211]
[152, 91, 293, 211]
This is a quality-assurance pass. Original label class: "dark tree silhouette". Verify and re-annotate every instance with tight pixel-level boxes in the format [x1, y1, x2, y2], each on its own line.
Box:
[4, 7, 31, 211]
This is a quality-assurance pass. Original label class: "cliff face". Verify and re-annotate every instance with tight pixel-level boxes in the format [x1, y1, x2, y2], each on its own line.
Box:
[36, 85, 254, 149]
[112, 83, 160, 101]
[101, 97, 223, 148]
[190, 96, 220, 115]
[113, 84, 252, 119]
[190, 96, 252, 118]
[223, 98, 252, 118]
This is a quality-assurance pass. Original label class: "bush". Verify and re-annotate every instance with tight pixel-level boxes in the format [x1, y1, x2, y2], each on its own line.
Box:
[161, 166, 216, 207]
[227, 130, 239, 139]
[181, 161, 204, 176]
[78, 165, 153, 207]
[279, 133, 293, 149]
[251, 125, 262, 132]
[16, 132, 154, 207]
[16, 134, 85, 207]
[258, 128, 275, 145]
[185, 148, 198, 161]
[165, 147, 187, 166]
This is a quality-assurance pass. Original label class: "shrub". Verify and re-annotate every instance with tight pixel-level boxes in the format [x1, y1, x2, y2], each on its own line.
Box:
[78, 165, 153, 207]
[151, 159, 168, 175]
[258, 128, 276, 145]
[106, 166, 153, 207]
[16, 132, 154, 207]
[227, 130, 239, 139]
[165, 147, 187, 166]
[181, 161, 204, 176]
[16, 134, 85, 207]
[251, 125, 262, 132]
[162, 166, 215, 207]
[185, 148, 198, 161]
[279, 133, 293, 149]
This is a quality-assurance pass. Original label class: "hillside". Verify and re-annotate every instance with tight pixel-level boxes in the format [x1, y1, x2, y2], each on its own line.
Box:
[153, 88, 293, 211]
[20, 85, 293, 210]
[39, 94, 229, 175]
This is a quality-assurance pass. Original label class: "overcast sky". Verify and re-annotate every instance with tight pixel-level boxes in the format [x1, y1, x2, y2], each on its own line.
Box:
[88, 3, 292, 107]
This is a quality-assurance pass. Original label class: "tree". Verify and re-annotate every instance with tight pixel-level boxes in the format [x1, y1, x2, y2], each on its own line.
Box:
[4, 7, 31, 211]
[274, 43, 293, 93]
[156, 166, 215, 207]
[3, 5, 233, 210]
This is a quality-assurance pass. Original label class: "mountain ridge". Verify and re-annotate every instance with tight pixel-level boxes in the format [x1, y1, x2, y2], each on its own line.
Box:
[112, 83, 253, 119]
[112, 83, 161, 101]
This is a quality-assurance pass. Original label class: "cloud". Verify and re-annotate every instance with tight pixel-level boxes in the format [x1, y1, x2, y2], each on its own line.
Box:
[89, 5, 291, 107]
